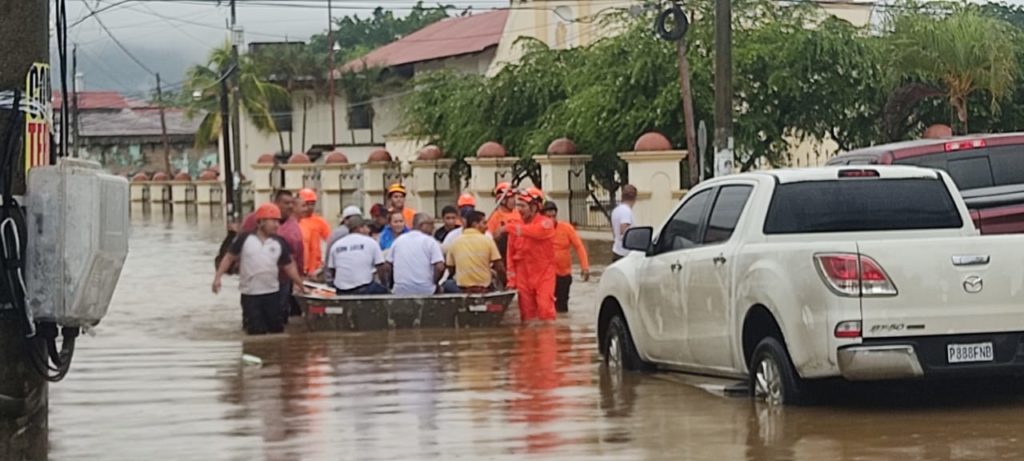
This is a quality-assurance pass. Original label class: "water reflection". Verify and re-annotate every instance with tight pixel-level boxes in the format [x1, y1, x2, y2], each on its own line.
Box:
[44, 213, 1024, 461]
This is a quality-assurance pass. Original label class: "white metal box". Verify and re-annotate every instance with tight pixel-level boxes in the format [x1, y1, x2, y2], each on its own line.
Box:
[25, 159, 129, 327]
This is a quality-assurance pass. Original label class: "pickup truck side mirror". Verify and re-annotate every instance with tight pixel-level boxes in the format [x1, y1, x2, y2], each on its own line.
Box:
[623, 227, 654, 252]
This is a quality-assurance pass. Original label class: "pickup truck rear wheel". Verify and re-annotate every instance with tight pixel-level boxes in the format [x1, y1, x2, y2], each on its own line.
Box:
[603, 315, 646, 371]
[750, 337, 809, 405]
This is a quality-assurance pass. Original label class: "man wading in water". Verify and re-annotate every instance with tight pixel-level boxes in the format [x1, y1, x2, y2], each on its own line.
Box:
[213, 203, 307, 335]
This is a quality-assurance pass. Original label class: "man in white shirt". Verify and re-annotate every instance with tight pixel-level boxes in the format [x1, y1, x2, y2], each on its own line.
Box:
[324, 205, 362, 267]
[611, 184, 638, 262]
[326, 216, 389, 295]
[387, 213, 445, 295]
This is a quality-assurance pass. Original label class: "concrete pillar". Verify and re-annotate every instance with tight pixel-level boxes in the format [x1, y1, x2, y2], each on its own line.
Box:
[251, 154, 276, 208]
[129, 173, 150, 203]
[410, 145, 454, 218]
[281, 153, 313, 194]
[536, 138, 590, 221]
[169, 172, 193, 204]
[361, 161, 392, 214]
[618, 132, 688, 227]
[465, 142, 516, 216]
[320, 151, 355, 223]
[194, 169, 222, 205]
[149, 172, 172, 204]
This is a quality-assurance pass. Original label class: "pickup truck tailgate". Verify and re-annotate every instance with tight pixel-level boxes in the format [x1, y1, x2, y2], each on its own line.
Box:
[858, 237, 1024, 338]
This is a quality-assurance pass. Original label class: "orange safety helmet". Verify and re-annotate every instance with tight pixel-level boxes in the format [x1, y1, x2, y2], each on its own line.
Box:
[457, 193, 476, 207]
[298, 188, 318, 203]
[493, 181, 512, 198]
[386, 183, 407, 198]
[254, 203, 282, 221]
[517, 186, 545, 205]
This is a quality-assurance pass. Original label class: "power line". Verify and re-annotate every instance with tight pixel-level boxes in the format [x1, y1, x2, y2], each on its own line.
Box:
[82, 1, 158, 75]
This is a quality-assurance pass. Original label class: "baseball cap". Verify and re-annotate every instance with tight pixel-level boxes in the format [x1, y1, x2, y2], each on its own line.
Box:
[341, 206, 362, 222]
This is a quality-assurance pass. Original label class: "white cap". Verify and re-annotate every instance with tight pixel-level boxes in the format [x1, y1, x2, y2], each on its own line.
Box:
[341, 206, 362, 222]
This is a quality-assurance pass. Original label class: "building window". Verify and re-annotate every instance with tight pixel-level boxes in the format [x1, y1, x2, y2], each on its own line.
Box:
[348, 105, 372, 130]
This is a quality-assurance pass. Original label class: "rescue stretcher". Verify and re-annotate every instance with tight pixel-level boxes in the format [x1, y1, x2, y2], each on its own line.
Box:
[292, 282, 517, 331]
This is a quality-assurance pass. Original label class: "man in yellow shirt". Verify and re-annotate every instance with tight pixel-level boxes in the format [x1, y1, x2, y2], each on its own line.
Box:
[443, 211, 504, 293]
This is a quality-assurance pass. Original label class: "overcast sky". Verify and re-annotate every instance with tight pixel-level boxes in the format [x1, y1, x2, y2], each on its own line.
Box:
[59, 0, 501, 97]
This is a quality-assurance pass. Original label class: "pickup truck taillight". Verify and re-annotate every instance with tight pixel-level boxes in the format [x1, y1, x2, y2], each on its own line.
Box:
[814, 253, 898, 297]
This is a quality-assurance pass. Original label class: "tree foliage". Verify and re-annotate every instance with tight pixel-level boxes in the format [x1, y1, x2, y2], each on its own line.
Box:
[182, 43, 289, 147]
[308, 2, 454, 61]
[402, 0, 892, 185]
[886, 5, 1018, 133]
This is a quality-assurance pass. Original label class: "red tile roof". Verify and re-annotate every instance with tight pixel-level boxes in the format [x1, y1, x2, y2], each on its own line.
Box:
[339, 10, 509, 73]
[53, 91, 148, 110]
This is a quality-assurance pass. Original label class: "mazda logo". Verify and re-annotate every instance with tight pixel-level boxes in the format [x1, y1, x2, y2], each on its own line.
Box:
[963, 276, 983, 294]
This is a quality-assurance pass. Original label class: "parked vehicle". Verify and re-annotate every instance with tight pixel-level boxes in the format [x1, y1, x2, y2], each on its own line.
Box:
[596, 166, 1024, 405]
[827, 133, 1024, 234]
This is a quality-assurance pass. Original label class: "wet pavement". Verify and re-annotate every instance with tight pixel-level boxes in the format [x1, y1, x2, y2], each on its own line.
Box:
[47, 206, 1024, 460]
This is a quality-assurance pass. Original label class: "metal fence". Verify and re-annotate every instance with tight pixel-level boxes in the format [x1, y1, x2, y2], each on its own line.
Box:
[568, 159, 612, 230]
[432, 167, 459, 218]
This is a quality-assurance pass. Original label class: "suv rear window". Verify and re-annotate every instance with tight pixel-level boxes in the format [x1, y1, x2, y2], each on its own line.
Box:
[764, 178, 963, 234]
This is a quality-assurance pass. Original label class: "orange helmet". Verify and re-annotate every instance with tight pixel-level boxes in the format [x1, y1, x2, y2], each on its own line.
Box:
[386, 183, 407, 198]
[298, 188, 318, 203]
[457, 193, 476, 207]
[254, 203, 282, 221]
[493, 182, 512, 198]
[517, 187, 545, 205]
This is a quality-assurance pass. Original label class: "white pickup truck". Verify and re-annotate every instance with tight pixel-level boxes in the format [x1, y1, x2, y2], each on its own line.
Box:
[596, 166, 1024, 405]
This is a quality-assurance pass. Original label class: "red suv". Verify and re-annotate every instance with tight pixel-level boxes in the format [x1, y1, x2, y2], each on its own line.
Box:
[826, 133, 1024, 234]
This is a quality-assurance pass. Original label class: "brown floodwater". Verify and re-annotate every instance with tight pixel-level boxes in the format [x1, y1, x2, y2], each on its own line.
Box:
[46, 205, 1024, 460]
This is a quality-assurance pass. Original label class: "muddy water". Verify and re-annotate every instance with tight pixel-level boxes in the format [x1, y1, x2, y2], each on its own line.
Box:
[47, 207, 1024, 460]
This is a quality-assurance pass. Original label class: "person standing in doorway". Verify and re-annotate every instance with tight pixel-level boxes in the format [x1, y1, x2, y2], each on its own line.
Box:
[297, 188, 331, 275]
[611, 184, 637, 263]
[542, 201, 590, 313]
[387, 213, 445, 295]
[241, 190, 304, 318]
[213, 203, 306, 335]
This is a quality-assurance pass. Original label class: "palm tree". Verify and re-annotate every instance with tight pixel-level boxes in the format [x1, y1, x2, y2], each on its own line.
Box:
[889, 8, 1018, 133]
[183, 43, 290, 150]
[250, 43, 328, 153]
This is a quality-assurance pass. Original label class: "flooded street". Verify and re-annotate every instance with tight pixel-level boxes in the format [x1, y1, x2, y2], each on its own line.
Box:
[46, 207, 1024, 460]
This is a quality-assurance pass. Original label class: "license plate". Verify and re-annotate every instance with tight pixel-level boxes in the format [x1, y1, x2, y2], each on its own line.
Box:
[947, 342, 994, 364]
[468, 304, 487, 312]
[325, 307, 344, 315]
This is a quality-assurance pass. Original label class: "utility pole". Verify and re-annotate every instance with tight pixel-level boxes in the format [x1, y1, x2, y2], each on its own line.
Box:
[229, 0, 243, 218]
[676, 39, 699, 187]
[220, 77, 237, 222]
[327, 0, 337, 148]
[713, 0, 734, 176]
[71, 44, 79, 158]
[0, 0, 49, 457]
[156, 73, 172, 175]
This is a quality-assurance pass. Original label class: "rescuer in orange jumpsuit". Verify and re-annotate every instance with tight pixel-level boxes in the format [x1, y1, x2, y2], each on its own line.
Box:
[297, 188, 331, 275]
[504, 187, 557, 322]
[486, 182, 522, 236]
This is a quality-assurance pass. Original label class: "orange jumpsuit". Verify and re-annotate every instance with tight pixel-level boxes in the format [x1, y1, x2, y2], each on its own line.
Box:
[505, 214, 557, 322]
[299, 213, 331, 274]
[552, 220, 589, 277]
[487, 207, 522, 235]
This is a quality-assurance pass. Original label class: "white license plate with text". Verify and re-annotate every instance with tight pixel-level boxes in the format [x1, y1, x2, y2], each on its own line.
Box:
[947, 342, 994, 364]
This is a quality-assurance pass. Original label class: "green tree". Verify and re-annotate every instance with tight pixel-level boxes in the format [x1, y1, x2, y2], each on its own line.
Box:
[887, 6, 1018, 133]
[183, 43, 290, 150]
[309, 2, 453, 61]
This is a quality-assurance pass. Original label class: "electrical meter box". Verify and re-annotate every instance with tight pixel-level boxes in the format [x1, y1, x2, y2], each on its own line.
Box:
[25, 159, 130, 327]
